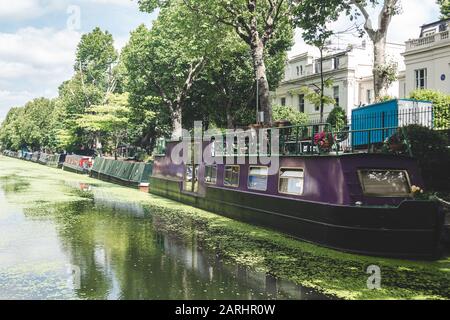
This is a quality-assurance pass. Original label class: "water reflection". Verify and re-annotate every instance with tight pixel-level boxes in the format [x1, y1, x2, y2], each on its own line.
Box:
[0, 180, 329, 300]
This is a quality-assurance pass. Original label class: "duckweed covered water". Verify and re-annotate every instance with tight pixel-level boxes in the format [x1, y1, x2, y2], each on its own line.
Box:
[1, 156, 449, 300]
[0, 159, 326, 300]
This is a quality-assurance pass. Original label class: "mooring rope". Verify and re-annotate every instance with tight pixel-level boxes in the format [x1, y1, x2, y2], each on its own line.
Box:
[436, 196, 450, 208]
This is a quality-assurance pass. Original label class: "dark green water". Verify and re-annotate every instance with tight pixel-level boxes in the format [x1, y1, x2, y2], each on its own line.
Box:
[0, 180, 328, 300]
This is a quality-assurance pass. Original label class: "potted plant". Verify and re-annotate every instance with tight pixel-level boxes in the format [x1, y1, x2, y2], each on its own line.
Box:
[314, 131, 334, 154]
[385, 130, 407, 154]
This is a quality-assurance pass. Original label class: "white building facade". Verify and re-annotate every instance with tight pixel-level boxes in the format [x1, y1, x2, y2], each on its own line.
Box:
[271, 40, 405, 121]
[400, 19, 450, 98]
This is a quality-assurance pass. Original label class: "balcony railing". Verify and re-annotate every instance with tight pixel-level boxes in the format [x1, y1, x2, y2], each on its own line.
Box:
[406, 28, 450, 51]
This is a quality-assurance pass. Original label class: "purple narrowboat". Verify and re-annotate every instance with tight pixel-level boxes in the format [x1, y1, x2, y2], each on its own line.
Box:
[149, 125, 445, 259]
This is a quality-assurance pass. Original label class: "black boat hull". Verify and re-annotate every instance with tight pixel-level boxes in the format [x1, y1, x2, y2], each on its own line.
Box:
[149, 176, 445, 260]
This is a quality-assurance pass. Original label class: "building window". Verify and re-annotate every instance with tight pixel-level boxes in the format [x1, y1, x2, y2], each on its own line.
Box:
[314, 61, 320, 74]
[415, 68, 427, 89]
[205, 165, 217, 184]
[281, 97, 286, 106]
[358, 169, 411, 197]
[332, 57, 340, 70]
[248, 166, 268, 191]
[300, 65, 303, 75]
[296, 66, 300, 76]
[298, 94, 305, 113]
[279, 168, 304, 195]
[224, 166, 240, 187]
[333, 86, 340, 107]
[366, 89, 372, 104]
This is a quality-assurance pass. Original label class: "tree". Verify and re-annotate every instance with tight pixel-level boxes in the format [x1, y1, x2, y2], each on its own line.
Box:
[298, 84, 336, 121]
[272, 105, 308, 126]
[76, 93, 140, 158]
[0, 99, 56, 152]
[124, 2, 230, 139]
[349, 0, 401, 99]
[55, 27, 120, 152]
[20, 98, 56, 151]
[294, 0, 344, 122]
[437, 0, 450, 18]
[294, 0, 343, 123]
[75, 27, 119, 92]
[0, 107, 25, 150]
[326, 106, 347, 130]
[138, 0, 296, 126]
[184, 22, 289, 130]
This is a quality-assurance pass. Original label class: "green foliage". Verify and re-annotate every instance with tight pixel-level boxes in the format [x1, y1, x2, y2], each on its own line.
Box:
[326, 106, 347, 130]
[76, 93, 140, 154]
[272, 105, 308, 126]
[294, 0, 344, 48]
[0, 98, 55, 151]
[377, 95, 395, 103]
[75, 27, 118, 90]
[437, 0, 450, 18]
[402, 125, 450, 191]
[409, 89, 450, 129]
[298, 85, 336, 112]
[374, 60, 398, 90]
[0, 107, 25, 150]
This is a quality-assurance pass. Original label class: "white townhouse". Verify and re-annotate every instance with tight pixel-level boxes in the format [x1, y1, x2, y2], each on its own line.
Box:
[271, 40, 405, 121]
[399, 18, 450, 97]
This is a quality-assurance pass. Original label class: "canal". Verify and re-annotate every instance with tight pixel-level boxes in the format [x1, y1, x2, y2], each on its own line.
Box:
[0, 158, 327, 300]
[1, 156, 449, 300]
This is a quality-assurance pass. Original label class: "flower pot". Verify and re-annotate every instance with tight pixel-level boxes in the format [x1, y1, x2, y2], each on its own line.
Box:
[389, 143, 405, 152]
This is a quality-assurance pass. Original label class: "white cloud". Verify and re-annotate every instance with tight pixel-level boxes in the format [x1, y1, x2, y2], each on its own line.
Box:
[0, 0, 66, 21]
[0, 27, 81, 120]
[86, 0, 135, 6]
[0, 27, 80, 68]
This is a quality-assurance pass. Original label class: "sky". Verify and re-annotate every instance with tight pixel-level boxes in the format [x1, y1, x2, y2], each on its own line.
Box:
[0, 0, 441, 122]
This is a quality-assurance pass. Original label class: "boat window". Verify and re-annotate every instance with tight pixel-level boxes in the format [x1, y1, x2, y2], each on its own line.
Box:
[224, 166, 240, 187]
[358, 169, 411, 197]
[205, 165, 217, 184]
[279, 168, 304, 195]
[248, 166, 268, 191]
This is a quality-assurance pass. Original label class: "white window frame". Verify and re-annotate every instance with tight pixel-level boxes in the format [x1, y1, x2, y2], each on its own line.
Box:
[205, 165, 217, 185]
[278, 167, 305, 196]
[224, 165, 240, 188]
[357, 169, 412, 197]
[247, 166, 269, 191]
[415, 68, 427, 89]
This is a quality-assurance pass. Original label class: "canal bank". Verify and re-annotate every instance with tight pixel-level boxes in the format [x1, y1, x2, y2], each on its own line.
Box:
[0, 156, 449, 300]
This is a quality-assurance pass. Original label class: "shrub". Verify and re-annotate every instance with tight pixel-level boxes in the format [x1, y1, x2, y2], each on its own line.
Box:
[409, 89, 450, 129]
[272, 105, 308, 126]
[326, 106, 347, 130]
[403, 125, 450, 191]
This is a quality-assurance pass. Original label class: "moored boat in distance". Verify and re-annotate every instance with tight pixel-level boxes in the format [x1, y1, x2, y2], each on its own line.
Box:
[90, 157, 153, 191]
[62, 154, 93, 174]
[149, 122, 445, 260]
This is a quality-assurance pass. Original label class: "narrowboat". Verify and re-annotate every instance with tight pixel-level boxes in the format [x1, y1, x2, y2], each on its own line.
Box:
[62, 154, 93, 174]
[149, 124, 445, 259]
[38, 153, 65, 168]
[90, 157, 153, 191]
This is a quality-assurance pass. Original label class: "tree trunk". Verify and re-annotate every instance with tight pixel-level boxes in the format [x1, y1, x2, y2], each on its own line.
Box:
[373, 36, 388, 99]
[353, 0, 398, 100]
[226, 98, 234, 129]
[251, 40, 272, 126]
[171, 107, 183, 140]
[319, 48, 325, 124]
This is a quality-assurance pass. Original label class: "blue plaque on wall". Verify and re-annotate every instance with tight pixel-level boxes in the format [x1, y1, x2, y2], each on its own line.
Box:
[441, 74, 446, 81]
